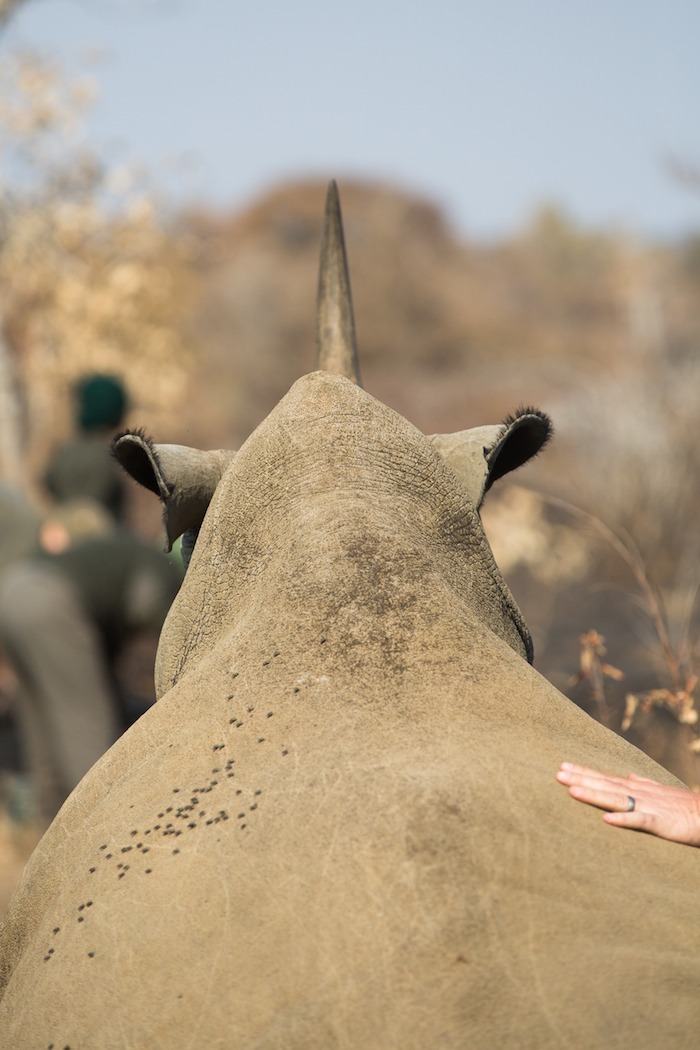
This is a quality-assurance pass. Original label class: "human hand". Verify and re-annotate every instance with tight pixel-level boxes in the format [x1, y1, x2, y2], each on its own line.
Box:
[556, 762, 700, 846]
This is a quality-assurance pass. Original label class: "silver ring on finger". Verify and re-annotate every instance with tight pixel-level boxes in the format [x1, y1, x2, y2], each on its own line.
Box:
[626, 796, 635, 812]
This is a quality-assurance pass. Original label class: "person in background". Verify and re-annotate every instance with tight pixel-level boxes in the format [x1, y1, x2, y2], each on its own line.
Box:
[0, 374, 181, 826]
[0, 485, 41, 790]
[44, 373, 129, 520]
[0, 483, 41, 576]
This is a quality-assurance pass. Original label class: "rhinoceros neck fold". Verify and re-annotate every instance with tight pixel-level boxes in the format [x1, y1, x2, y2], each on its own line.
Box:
[155, 373, 532, 695]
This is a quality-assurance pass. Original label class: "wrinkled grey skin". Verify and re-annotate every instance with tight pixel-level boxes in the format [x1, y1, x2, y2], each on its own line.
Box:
[1, 181, 699, 1048]
[0, 371, 699, 1050]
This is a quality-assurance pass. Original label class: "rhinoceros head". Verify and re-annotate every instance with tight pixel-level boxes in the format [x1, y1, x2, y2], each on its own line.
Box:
[113, 182, 551, 693]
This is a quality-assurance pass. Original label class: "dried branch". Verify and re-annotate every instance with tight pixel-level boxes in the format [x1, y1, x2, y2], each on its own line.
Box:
[571, 630, 624, 726]
[533, 491, 700, 742]
[536, 492, 682, 692]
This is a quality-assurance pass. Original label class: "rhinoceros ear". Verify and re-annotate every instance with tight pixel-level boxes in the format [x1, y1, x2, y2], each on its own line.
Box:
[428, 407, 552, 509]
[112, 430, 235, 551]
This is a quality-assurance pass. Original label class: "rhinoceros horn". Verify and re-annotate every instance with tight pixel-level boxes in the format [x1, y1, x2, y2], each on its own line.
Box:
[112, 429, 235, 553]
[315, 180, 362, 386]
[429, 407, 552, 510]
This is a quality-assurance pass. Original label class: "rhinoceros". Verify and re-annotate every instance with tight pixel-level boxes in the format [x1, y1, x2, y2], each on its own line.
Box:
[0, 182, 698, 1050]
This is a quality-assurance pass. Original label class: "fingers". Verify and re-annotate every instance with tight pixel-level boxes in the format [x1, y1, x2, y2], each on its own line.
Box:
[560, 762, 657, 783]
[556, 767, 630, 795]
[558, 766, 689, 811]
[566, 782, 633, 813]
[557, 765, 654, 813]
[603, 809, 658, 832]
[559, 763, 632, 788]
[558, 763, 665, 793]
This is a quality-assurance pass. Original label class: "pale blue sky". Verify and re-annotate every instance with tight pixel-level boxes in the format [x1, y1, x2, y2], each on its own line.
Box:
[4, 0, 699, 237]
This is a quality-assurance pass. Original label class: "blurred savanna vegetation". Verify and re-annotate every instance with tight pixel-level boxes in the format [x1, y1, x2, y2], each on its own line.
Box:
[0, 49, 195, 490]
[0, 40, 700, 898]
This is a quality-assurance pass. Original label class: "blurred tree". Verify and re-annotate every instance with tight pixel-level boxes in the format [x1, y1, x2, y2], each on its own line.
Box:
[0, 48, 197, 488]
[0, 0, 33, 481]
